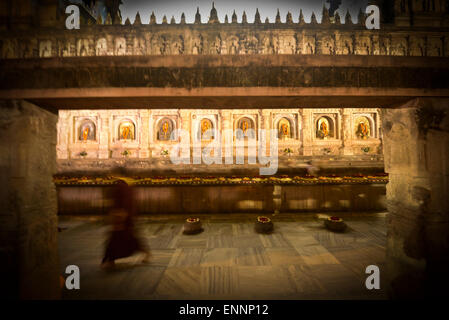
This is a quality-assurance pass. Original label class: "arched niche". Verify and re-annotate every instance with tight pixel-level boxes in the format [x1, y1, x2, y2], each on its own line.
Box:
[354, 115, 375, 139]
[156, 117, 176, 141]
[78, 119, 96, 142]
[196, 117, 215, 141]
[316, 116, 336, 139]
[273, 115, 297, 140]
[235, 116, 256, 140]
[118, 120, 135, 141]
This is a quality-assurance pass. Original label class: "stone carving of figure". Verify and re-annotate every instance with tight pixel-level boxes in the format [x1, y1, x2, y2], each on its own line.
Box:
[212, 36, 222, 54]
[21, 40, 34, 58]
[134, 37, 146, 55]
[192, 35, 203, 55]
[115, 37, 126, 55]
[410, 37, 425, 56]
[322, 36, 335, 55]
[39, 40, 52, 57]
[246, 36, 258, 54]
[283, 36, 296, 54]
[306, 42, 314, 54]
[229, 42, 237, 55]
[96, 38, 107, 56]
[238, 38, 247, 55]
[262, 36, 274, 54]
[428, 38, 442, 56]
[392, 39, 407, 56]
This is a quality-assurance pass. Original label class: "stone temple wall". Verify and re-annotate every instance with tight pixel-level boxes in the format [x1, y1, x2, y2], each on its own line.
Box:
[56, 107, 382, 173]
[2, 5, 449, 60]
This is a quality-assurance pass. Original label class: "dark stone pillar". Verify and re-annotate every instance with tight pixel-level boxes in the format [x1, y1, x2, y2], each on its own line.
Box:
[0, 100, 60, 299]
[381, 98, 449, 299]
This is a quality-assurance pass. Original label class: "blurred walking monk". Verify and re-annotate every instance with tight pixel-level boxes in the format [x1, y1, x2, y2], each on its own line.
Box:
[101, 179, 150, 269]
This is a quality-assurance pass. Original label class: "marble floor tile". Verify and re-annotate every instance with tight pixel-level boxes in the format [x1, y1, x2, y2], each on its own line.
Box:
[200, 248, 238, 267]
[236, 247, 271, 266]
[59, 213, 388, 300]
[168, 248, 204, 267]
[265, 248, 303, 266]
[258, 233, 291, 248]
[153, 266, 203, 297]
[293, 244, 341, 266]
[206, 235, 234, 248]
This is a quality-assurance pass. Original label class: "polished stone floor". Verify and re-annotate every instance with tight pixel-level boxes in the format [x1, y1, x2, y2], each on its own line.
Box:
[58, 213, 388, 300]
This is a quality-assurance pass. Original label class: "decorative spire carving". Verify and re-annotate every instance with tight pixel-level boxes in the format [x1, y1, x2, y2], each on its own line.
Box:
[150, 11, 156, 25]
[275, 9, 281, 23]
[299, 9, 305, 25]
[134, 12, 142, 25]
[124, 17, 130, 25]
[286, 11, 293, 24]
[195, 7, 201, 24]
[105, 13, 112, 25]
[265, 17, 269, 24]
[208, 2, 219, 24]
[97, 13, 103, 25]
[232, 10, 237, 23]
[242, 11, 247, 24]
[310, 12, 318, 24]
[358, 8, 365, 25]
[114, 11, 122, 25]
[162, 15, 167, 24]
[224, 14, 229, 23]
[254, 8, 261, 24]
[170, 16, 176, 24]
[334, 11, 341, 24]
[345, 10, 353, 24]
[180, 13, 186, 24]
[322, 5, 330, 24]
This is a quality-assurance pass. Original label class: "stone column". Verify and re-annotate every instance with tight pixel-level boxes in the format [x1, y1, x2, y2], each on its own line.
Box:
[139, 110, 150, 158]
[56, 110, 69, 159]
[342, 108, 353, 155]
[98, 110, 110, 159]
[179, 110, 191, 163]
[0, 100, 60, 299]
[302, 109, 313, 156]
[261, 109, 272, 156]
[382, 98, 449, 299]
[221, 110, 232, 164]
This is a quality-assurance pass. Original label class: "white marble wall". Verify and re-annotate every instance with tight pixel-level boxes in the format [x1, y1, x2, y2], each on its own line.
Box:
[57, 108, 382, 160]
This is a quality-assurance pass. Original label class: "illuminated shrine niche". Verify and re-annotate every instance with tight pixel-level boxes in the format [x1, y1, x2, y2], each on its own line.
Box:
[118, 120, 135, 140]
[78, 119, 96, 142]
[355, 116, 371, 139]
[277, 117, 293, 140]
[236, 117, 255, 140]
[157, 117, 175, 141]
[199, 118, 214, 141]
[316, 116, 334, 139]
